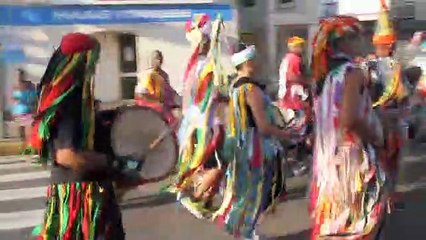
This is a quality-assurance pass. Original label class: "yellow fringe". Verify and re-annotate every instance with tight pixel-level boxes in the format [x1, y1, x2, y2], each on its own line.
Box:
[52, 54, 82, 86]
[373, 63, 402, 107]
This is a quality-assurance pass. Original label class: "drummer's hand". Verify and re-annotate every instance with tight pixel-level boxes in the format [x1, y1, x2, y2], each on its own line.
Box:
[278, 129, 299, 140]
[115, 170, 143, 188]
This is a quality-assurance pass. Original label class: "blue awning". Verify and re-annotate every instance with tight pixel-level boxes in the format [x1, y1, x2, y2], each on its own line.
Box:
[0, 4, 233, 26]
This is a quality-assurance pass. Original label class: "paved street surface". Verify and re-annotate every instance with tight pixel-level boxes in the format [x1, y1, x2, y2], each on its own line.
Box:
[0, 142, 425, 240]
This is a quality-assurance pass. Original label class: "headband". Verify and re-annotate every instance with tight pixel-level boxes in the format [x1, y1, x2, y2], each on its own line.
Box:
[288, 36, 305, 47]
[311, 16, 362, 83]
[231, 45, 256, 67]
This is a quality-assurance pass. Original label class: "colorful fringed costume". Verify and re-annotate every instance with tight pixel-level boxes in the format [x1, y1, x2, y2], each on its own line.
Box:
[370, 0, 406, 108]
[30, 33, 125, 240]
[172, 14, 227, 212]
[368, 0, 411, 191]
[213, 77, 285, 239]
[310, 16, 388, 239]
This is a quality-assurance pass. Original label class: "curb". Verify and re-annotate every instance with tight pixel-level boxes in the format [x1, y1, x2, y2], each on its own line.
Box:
[0, 140, 23, 156]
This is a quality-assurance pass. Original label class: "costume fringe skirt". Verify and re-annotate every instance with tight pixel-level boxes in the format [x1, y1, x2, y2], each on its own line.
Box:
[33, 181, 125, 240]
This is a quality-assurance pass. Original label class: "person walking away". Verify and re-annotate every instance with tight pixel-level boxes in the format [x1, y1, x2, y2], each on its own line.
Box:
[30, 33, 129, 239]
[11, 69, 37, 151]
[310, 16, 387, 239]
[213, 44, 294, 239]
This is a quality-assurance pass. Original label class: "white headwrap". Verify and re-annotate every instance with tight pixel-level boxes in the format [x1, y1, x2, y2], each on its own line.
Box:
[231, 45, 256, 67]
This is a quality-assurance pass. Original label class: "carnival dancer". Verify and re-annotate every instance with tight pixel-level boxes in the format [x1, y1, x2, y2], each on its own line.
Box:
[135, 50, 181, 122]
[30, 33, 130, 239]
[310, 16, 387, 239]
[11, 69, 37, 151]
[366, 0, 420, 208]
[212, 44, 293, 239]
[172, 14, 228, 218]
[278, 36, 310, 110]
[278, 36, 312, 175]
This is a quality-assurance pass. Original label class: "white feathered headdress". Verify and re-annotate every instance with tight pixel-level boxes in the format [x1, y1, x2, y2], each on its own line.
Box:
[185, 14, 212, 46]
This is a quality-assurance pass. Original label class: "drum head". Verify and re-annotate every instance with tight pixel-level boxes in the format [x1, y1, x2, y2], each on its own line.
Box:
[271, 104, 286, 129]
[111, 106, 178, 181]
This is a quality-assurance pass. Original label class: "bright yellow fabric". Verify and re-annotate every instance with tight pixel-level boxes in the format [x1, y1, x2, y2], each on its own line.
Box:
[139, 69, 165, 102]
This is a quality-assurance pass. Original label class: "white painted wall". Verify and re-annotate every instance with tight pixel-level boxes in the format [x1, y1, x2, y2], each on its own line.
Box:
[338, 0, 392, 20]
[93, 32, 121, 101]
[269, 0, 319, 25]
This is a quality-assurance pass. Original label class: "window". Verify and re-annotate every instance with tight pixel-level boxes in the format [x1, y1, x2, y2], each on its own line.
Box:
[119, 34, 137, 73]
[319, 0, 338, 18]
[118, 33, 138, 99]
[278, 0, 295, 8]
[240, 0, 255, 7]
[121, 76, 138, 100]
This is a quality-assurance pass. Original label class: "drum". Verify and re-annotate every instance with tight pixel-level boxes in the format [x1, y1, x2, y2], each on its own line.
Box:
[95, 105, 178, 183]
[271, 103, 288, 129]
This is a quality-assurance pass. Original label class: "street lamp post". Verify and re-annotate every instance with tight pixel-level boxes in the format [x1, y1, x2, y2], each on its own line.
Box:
[0, 41, 3, 138]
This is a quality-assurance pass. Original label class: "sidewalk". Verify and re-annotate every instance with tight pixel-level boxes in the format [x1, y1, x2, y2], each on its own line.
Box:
[0, 139, 23, 156]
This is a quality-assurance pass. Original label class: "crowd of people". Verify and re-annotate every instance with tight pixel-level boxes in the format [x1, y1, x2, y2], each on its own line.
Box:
[24, 1, 424, 239]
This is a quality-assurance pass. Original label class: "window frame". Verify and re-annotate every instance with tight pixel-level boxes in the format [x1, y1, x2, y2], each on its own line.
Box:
[118, 33, 138, 100]
[277, 0, 295, 9]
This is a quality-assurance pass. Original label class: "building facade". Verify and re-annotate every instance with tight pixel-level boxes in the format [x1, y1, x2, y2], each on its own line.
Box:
[0, 1, 236, 99]
[237, 0, 419, 94]
[0, 0, 236, 137]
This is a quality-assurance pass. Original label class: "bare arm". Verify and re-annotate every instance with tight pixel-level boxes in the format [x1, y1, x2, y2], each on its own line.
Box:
[56, 149, 110, 173]
[287, 73, 311, 86]
[53, 108, 112, 173]
[246, 86, 292, 140]
[341, 69, 383, 146]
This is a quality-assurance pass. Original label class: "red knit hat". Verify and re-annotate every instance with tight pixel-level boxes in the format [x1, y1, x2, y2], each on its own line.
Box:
[60, 32, 98, 54]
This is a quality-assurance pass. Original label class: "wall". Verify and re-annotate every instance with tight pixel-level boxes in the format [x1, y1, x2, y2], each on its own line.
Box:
[338, 0, 391, 20]
[269, 0, 319, 25]
[267, 0, 319, 84]
[93, 32, 121, 101]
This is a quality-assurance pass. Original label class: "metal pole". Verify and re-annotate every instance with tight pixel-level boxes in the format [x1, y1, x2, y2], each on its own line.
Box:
[0, 41, 4, 138]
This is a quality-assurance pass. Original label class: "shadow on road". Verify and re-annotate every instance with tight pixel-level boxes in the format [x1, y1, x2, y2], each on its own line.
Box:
[384, 141, 426, 239]
[385, 187, 426, 240]
[276, 229, 310, 240]
[285, 186, 308, 201]
[121, 193, 176, 210]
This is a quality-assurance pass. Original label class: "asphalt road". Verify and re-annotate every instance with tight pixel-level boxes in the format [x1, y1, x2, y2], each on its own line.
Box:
[0, 141, 425, 240]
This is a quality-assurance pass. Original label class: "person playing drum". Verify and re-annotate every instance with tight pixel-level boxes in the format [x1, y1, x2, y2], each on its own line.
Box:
[172, 14, 227, 218]
[366, 0, 421, 209]
[135, 50, 181, 122]
[213, 43, 292, 239]
[30, 33, 131, 239]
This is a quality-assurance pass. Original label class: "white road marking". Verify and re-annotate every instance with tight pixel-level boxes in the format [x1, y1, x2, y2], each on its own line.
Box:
[0, 186, 46, 202]
[0, 209, 44, 230]
[0, 162, 35, 170]
[0, 171, 50, 183]
[0, 157, 26, 165]
[403, 155, 425, 163]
